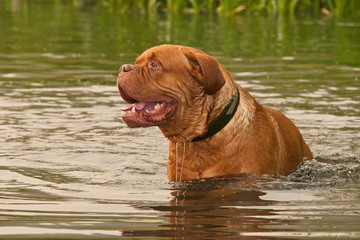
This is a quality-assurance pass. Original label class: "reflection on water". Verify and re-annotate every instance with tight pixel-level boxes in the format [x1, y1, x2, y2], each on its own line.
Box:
[124, 186, 278, 239]
[0, 1, 360, 239]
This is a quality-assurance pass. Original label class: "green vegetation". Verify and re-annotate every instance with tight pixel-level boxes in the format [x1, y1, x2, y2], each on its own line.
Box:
[86, 0, 359, 17]
[2, 0, 359, 17]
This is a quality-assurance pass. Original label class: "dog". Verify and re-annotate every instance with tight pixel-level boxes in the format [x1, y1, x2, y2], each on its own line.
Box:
[117, 45, 312, 182]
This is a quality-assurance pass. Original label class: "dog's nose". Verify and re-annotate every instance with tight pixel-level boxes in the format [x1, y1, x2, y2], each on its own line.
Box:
[119, 64, 134, 73]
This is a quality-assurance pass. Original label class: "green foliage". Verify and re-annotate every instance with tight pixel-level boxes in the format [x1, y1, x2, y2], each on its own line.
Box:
[334, 0, 360, 17]
[11, 0, 360, 17]
[189, 0, 205, 13]
[217, 0, 247, 15]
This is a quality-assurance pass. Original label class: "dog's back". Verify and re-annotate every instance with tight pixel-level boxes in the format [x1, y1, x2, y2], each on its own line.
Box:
[263, 106, 312, 174]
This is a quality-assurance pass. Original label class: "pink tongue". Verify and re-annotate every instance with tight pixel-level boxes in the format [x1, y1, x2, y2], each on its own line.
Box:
[120, 104, 134, 111]
[120, 102, 157, 112]
[120, 102, 145, 111]
[135, 102, 146, 111]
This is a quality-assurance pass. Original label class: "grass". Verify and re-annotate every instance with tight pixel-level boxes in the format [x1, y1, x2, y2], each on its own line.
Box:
[200, 0, 350, 17]
[27, 0, 360, 17]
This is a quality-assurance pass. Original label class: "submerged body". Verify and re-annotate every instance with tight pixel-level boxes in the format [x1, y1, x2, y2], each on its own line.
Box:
[117, 45, 312, 182]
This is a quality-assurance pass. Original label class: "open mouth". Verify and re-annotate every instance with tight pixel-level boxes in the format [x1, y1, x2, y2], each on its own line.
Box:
[118, 84, 176, 128]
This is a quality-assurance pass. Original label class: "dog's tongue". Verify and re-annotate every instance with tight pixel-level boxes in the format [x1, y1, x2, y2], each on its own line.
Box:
[134, 102, 146, 110]
[120, 102, 157, 111]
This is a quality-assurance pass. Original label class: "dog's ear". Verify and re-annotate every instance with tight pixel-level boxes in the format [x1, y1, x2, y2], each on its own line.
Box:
[183, 50, 225, 95]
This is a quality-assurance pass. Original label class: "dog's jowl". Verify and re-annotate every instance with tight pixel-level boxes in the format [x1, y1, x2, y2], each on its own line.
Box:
[117, 45, 313, 182]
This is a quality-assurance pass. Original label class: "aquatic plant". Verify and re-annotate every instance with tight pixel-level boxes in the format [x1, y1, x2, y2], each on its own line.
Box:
[334, 0, 360, 17]
[166, 0, 187, 12]
[6, 0, 360, 17]
[217, 0, 246, 15]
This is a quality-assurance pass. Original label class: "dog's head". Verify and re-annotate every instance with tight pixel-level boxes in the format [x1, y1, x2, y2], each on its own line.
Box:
[117, 44, 228, 142]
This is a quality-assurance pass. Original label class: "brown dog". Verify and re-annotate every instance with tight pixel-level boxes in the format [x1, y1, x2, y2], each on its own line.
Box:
[117, 45, 312, 182]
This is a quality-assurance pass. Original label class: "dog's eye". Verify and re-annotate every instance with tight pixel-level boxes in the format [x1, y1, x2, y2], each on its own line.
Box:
[149, 62, 159, 69]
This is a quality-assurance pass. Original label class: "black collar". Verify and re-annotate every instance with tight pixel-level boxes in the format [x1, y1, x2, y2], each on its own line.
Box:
[192, 85, 240, 142]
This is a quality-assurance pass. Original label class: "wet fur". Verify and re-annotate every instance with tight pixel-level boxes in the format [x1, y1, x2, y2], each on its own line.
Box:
[118, 45, 313, 181]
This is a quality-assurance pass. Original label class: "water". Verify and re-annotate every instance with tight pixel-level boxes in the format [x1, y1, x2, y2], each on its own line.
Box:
[0, 1, 359, 239]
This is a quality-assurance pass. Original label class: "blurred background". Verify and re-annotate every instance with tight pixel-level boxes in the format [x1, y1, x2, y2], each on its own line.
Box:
[0, 0, 359, 239]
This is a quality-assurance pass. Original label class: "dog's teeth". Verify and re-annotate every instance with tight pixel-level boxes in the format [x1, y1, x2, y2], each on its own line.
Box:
[154, 103, 161, 110]
[132, 106, 136, 113]
[146, 109, 149, 113]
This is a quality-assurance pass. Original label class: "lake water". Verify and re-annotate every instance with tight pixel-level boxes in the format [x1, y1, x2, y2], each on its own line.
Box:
[0, 1, 359, 239]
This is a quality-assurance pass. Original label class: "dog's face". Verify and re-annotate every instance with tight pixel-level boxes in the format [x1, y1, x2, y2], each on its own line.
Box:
[117, 45, 226, 141]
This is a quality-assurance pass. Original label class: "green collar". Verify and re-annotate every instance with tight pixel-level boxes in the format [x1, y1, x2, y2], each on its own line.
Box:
[192, 86, 240, 142]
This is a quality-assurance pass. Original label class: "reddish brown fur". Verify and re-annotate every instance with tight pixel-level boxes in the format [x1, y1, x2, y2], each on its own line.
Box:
[117, 45, 313, 181]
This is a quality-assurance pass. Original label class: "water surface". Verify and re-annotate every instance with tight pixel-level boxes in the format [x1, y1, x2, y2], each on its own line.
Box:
[0, 1, 359, 239]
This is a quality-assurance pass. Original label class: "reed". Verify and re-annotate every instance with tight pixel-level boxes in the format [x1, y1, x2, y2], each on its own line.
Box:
[147, 0, 160, 13]
[334, 0, 360, 17]
[166, 0, 186, 12]
[73, 0, 360, 17]
[217, 0, 246, 15]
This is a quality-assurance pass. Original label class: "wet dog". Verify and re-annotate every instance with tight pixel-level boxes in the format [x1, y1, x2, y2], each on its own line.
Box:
[117, 45, 312, 182]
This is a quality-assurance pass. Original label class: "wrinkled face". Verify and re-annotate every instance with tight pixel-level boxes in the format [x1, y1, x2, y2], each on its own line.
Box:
[117, 44, 225, 129]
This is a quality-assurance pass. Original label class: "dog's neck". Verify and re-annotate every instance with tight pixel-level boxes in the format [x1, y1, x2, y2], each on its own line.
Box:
[191, 85, 240, 142]
[159, 82, 238, 143]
